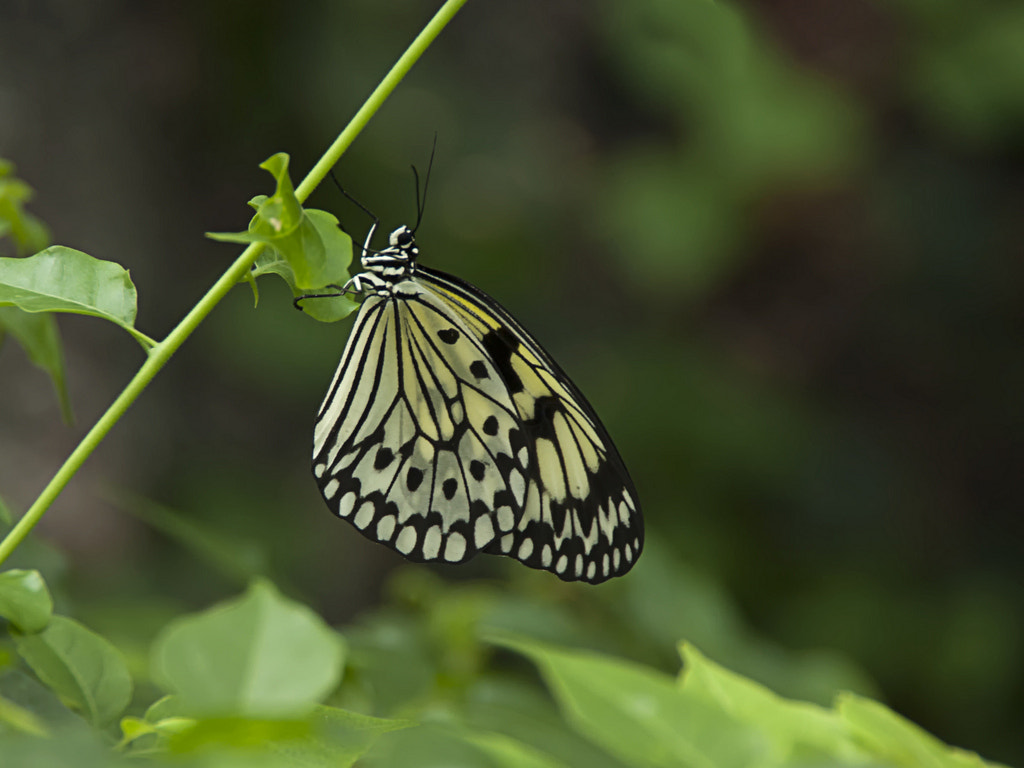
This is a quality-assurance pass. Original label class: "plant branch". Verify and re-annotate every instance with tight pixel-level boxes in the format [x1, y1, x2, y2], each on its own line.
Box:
[0, 0, 470, 567]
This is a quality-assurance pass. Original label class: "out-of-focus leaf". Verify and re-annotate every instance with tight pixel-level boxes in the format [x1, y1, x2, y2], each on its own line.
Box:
[0, 568, 53, 633]
[0, 693, 49, 736]
[462, 730, 571, 768]
[14, 615, 133, 727]
[343, 611, 436, 716]
[0, 307, 72, 422]
[111, 490, 268, 587]
[265, 706, 414, 768]
[838, 693, 1010, 768]
[599, 0, 864, 295]
[463, 677, 623, 768]
[0, 247, 147, 346]
[679, 644, 867, 764]
[491, 634, 766, 768]
[900, 3, 1024, 145]
[363, 722, 502, 768]
[0, 160, 50, 255]
[150, 581, 345, 718]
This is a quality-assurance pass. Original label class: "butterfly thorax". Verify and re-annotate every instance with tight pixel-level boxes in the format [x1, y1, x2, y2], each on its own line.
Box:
[345, 225, 419, 298]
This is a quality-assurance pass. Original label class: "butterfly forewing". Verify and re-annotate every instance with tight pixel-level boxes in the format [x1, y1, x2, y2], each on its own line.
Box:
[312, 232, 642, 583]
[418, 267, 642, 582]
[314, 280, 531, 565]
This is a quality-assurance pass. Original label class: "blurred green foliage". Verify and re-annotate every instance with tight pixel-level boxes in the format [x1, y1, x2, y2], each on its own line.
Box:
[1, 0, 1022, 765]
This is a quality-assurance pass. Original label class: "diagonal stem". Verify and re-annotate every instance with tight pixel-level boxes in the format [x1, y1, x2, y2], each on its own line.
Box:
[0, 0, 470, 567]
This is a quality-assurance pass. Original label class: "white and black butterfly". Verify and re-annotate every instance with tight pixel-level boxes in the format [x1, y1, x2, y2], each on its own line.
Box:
[310, 204, 642, 583]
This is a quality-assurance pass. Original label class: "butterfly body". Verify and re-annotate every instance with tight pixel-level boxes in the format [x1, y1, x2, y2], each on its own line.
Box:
[313, 225, 642, 583]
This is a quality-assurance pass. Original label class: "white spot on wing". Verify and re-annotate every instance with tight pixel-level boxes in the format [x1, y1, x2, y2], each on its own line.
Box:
[323, 479, 340, 499]
[314, 463, 326, 478]
[474, 515, 495, 548]
[444, 532, 467, 561]
[555, 554, 568, 574]
[618, 501, 631, 524]
[338, 493, 356, 518]
[376, 515, 396, 541]
[354, 502, 375, 530]
[496, 506, 514, 532]
[509, 470, 526, 506]
[421, 526, 440, 558]
[518, 539, 534, 560]
[397, 526, 419, 555]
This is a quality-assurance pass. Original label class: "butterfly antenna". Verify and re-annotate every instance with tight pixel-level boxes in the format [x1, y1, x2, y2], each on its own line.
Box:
[411, 133, 438, 234]
[329, 170, 380, 256]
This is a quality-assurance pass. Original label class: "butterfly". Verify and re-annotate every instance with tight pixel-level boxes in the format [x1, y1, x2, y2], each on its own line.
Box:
[310, 205, 642, 583]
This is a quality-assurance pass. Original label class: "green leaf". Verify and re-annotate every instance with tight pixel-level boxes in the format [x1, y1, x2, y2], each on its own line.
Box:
[0, 693, 49, 736]
[0, 568, 53, 632]
[249, 242, 358, 323]
[150, 580, 345, 718]
[837, 693, 1008, 768]
[464, 677, 624, 768]
[14, 615, 133, 727]
[0, 247, 148, 347]
[113, 490, 268, 587]
[136, 706, 410, 766]
[491, 634, 766, 768]
[265, 706, 413, 767]
[678, 644, 868, 764]
[166, 716, 313, 753]
[464, 730, 572, 768]
[207, 153, 354, 299]
[0, 161, 50, 255]
[0, 306, 73, 423]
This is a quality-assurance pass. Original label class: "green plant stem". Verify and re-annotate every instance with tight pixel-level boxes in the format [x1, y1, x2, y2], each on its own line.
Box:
[0, 0, 470, 567]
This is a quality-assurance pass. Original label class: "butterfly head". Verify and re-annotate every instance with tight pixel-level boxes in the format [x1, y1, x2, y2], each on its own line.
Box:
[361, 225, 419, 281]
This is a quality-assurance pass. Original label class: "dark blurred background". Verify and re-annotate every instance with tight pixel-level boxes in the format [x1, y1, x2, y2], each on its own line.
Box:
[1, 0, 1022, 763]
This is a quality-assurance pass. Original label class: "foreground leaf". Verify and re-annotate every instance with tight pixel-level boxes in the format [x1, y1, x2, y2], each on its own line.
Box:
[0, 693, 49, 736]
[14, 615, 133, 727]
[150, 580, 345, 718]
[492, 634, 765, 768]
[678, 643, 867, 764]
[838, 693, 1008, 768]
[0, 247, 148, 346]
[0, 568, 53, 632]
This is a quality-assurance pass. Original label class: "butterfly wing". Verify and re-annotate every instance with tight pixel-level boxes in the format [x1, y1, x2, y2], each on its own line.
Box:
[417, 266, 642, 583]
[313, 268, 642, 583]
[313, 281, 531, 565]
